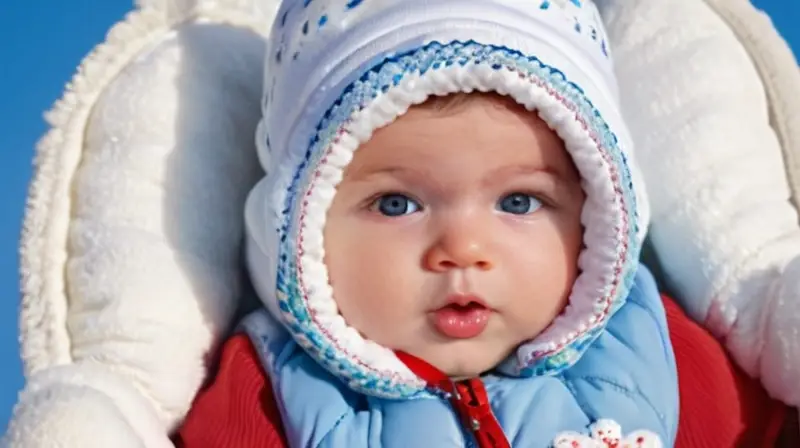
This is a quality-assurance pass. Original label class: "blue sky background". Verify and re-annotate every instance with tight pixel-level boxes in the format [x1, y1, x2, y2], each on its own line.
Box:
[0, 0, 798, 434]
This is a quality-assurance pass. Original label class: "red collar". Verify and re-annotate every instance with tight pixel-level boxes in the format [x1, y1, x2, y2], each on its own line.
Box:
[396, 351, 510, 448]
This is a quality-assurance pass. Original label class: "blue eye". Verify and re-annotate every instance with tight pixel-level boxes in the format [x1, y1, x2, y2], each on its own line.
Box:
[497, 193, 542, 215]
[374, 194, 421, 217]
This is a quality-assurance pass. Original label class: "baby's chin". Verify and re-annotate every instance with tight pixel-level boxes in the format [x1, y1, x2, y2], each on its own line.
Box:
[410, 343, 515, 379]
[439, 359, 504, 379]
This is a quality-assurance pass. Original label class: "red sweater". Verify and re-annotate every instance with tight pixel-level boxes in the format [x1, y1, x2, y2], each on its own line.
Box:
[175, 297, 795, 447]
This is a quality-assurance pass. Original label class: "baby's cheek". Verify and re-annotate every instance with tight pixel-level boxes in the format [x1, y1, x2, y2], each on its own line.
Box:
[504, 239, 575, 331]
[326, 245, 418, 338]
[334, 284, 414, 349]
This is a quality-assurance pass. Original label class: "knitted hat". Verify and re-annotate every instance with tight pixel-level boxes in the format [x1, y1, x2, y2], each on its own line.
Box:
[244, 0, 649, 399]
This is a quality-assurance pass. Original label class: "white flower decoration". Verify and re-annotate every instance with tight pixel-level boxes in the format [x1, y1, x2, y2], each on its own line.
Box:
[552, 419, 662, 448]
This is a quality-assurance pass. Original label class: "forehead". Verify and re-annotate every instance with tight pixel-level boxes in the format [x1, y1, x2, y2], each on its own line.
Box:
[346, 94, 574, 175]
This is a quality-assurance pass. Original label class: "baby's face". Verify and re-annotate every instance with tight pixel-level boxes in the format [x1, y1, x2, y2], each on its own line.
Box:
[324, 94, 585, 378]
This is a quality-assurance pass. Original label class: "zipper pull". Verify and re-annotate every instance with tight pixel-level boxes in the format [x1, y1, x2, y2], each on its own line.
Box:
[454, 379, 511, 448]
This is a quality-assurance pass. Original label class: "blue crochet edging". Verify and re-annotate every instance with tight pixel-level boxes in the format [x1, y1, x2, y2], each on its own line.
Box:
[273, 40, 640, 398]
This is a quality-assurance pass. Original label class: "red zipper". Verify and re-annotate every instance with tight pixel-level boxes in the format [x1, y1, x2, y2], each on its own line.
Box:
[396, 351, 511, 448]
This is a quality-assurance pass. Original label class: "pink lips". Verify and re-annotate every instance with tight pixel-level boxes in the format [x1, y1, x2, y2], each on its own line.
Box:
[431, 295, 491, 339]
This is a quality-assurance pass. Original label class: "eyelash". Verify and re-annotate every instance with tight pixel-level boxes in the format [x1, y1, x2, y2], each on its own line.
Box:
[365, 191, 423, 210]
[363, 190, 554, 212]
[520, 190, 554, 208]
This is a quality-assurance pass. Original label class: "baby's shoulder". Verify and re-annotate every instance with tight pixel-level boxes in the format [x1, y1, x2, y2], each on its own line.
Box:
[559, 265, 678, 442]
[583, 265, 672, 369]
[488, 267, 678, 444]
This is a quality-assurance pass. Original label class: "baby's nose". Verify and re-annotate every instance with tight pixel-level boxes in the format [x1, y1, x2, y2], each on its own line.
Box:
[423, 224, 494, 272]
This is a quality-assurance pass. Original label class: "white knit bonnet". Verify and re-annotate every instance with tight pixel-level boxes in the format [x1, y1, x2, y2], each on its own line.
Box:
[245, 0, 650, 399]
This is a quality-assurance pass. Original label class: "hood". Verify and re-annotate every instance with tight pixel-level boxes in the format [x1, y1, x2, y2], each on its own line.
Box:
[244, 0, 650, 399]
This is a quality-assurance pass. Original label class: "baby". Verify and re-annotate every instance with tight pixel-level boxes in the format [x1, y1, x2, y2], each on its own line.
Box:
[193, 0, 678, 446]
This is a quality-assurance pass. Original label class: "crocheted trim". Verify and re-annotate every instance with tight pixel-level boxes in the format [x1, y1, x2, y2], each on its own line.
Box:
[274, 41, 640, 398]
[552, 419, 662, 447]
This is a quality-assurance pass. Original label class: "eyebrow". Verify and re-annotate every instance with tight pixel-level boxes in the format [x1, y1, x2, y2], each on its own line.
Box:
[484, 164, 566, 186]
[345, 166, 413, 183]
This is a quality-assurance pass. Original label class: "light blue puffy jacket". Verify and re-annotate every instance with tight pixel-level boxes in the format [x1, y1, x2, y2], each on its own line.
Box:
[242, 264, 679, 447]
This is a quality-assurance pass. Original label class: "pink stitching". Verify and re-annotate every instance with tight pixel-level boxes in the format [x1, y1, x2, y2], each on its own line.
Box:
[296, 127, 404, 382]
[521, 77, 630, 364]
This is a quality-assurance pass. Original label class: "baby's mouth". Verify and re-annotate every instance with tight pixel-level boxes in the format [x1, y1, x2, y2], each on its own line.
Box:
[432, 299, 491, 339]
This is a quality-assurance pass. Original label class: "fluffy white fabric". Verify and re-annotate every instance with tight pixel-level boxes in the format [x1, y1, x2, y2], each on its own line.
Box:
[8, 1, 276, 445]
[599, 0, 800, 407]
[5, 363, 171, 447]
[703, 0, 800, 211]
